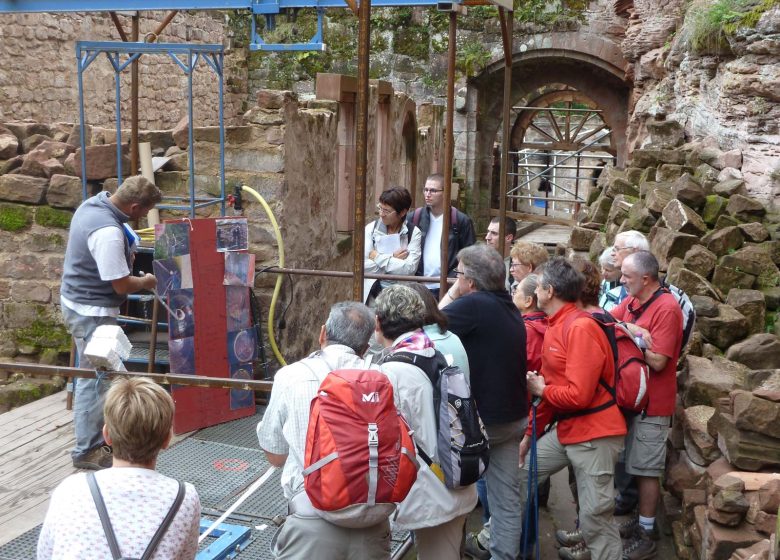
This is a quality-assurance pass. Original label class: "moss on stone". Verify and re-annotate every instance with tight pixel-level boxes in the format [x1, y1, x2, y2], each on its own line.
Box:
[394, 27, 430, 60]
[14, 319, 71, 352]
[0, 204, 32, 232]
[35, 206, 72, 229]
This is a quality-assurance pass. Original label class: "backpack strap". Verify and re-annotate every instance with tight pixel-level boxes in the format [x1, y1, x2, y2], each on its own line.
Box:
[450, 207, 458, 237]
[87, 472, 186, 560]
[411, 208, 423, 229]
[87, 472, 122, 560]
[140, 481, 186, 560]
[626, 287, 667, 321]
[555, 313, 617, 421]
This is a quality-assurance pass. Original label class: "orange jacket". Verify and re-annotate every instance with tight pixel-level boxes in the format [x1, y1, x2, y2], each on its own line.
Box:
[527, 303, 626, 444]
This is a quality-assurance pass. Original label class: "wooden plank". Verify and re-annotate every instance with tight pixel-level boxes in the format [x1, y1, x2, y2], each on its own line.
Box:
[0, 391, 67, 430]
[0, 405, 71, 450]
[489, 209, 577, 227]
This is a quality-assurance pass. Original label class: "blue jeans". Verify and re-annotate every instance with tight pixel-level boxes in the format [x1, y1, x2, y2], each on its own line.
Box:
[61, 306, 117, 460]
[477, 478, 490, 522]
[485, 419, 527, 560]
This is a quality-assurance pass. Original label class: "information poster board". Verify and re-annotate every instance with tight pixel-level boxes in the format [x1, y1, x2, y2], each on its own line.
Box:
[154, 217, 256, 434]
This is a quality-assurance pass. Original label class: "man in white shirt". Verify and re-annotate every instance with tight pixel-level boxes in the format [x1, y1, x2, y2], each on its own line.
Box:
[60, 176, 161, 470]
[408, 174, 476, 298]
[257, 302, 392, 559]
[485, 216, 517, 291]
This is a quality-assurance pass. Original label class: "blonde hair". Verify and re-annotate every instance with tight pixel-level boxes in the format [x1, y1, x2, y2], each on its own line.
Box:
[104, 377, 174, 464]
[510, 241, 548, 270]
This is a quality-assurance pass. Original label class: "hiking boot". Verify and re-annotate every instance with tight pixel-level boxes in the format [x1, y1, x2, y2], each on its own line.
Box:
[614, 498, 637, 516]
[618, 518, 659, 541]
[556, 527, 584, 547]
[622, 526, 657, 560]
[558, 541, 591, 560]
[464, 531, 491, 560]
[73, 445, 113, 470]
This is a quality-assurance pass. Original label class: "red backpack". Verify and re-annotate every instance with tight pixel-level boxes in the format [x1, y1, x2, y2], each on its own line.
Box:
[303, 369, 418, 528]
[559, 312, 650, 418]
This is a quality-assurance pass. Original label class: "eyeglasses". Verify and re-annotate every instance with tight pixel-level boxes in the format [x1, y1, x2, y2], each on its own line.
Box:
[376, 205, 396, 216]
[613, 245, 631, 252]
[455, 270, 466, 276]
[423, 188, 443, 194]
[510, 261, 528, 269]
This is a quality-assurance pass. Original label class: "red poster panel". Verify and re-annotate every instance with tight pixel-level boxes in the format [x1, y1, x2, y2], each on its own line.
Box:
[162, 218, 256, 434]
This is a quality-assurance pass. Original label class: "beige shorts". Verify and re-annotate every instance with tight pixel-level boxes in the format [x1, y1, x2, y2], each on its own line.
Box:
[624, 415, 671, 477]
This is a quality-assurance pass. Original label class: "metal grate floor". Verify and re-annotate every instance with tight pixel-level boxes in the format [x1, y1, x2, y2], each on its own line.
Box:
[0, 408, 411, 560]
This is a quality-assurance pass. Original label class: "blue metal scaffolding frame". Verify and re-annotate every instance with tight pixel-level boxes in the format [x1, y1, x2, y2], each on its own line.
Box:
[76, 41, 226, 217]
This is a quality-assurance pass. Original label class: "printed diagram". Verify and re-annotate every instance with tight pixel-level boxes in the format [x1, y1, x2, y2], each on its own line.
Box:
[169, 336, 195, 374]
[216, 218, 248, 252]
[154, 222, 191, 259]
[226, 286, 251, 332]
[228, 328, 257, 364]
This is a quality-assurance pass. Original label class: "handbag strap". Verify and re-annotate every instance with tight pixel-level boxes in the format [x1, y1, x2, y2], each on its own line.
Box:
[87, 472, 186, 560]
[87, 472, 122, 560]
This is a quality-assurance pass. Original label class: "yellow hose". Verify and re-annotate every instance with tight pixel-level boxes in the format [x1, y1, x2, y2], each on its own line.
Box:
[240, 185, 287, 367]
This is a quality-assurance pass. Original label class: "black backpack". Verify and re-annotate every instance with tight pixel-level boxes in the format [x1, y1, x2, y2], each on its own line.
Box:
[87, 472, 185, 560]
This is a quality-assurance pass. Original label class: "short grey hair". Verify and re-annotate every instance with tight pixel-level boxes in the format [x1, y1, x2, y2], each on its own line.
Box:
[599, 247, 616, 268]
[113, 175, 163, 208]
[520, 273, 539, 299]
[624, 250, 660, 281]
[324, 301, 375, 354]
[538, 257, 584, 303]
[374, 284, 426, 341]
[457, 244, 506, 292]
[615, 230, 649, 252]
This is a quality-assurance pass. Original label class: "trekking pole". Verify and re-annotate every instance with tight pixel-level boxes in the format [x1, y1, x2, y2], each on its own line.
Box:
[522, 397, 541, 559]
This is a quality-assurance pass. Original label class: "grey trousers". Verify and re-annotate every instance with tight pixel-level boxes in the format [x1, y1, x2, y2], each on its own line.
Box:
[520, 428, 624, 560]
[61, 306, 117, 460]
[484, 419, 527, 560]
[271, 514, 391, 560]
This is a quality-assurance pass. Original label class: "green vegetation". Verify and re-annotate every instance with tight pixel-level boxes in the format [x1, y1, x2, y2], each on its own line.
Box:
[688, 0, 780, 54]
[35, 207, 72, 229]
[767, 310, 779, 334]
[14, 319, 71, 353]
[455, 39, 492, 78]
[0, 204, 32, 232]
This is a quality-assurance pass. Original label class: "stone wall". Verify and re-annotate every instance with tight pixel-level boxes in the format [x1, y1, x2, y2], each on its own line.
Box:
[0, 80, 444, 373]
[0, 11, 245, 129]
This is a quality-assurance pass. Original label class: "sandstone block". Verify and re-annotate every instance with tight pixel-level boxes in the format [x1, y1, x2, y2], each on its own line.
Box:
[716, 149, 743, 171]
[172, 116, 189, 150]
[684, 405, 721, 466]
[717, 167, 742, 182]
[69, 144, 131, 181]
[708, 501, 746, 526]
[758, 479, 780, 514]
[685, 245, 718, 278]
[568, 226, 598, 251]
[663, 199, 707, 235]
[728, 538, 771, 559]
[606, 177, 639, 198]
[684, 488, 708, 524]
[673, 173, 707, 210]
[66, 123, 92, 147]
[726, 289, 767, 336]
[631, 148, 687, 167]
[716, 214, 742, 230]
[695, 162, 721, 186]
[646, 118, 685, 148]
[752, 512, 776, 536]
[0, 155, 23, 175]
[692, 295, 720, 317]
[256, 89, 295, 109]
[0, 126, 19, 159]
[588, 194, 612, 224]
[713, 489, 750, 513]
[3, 122, 51, 141]
[9, 282, 50, 303]
[713, 411, 780, 471]
[46, 174, 83, 209]
[684, 355, 749, 407]
[698, 303, 750, 350]
[727, 194, 767, 221]
[739, 222, 770, 243]
[0, 174, 47, 204]
[18, 152, 64, 178]
[606, 194, 632, 226]
[20, 133, 51, 153]
[645, 186, 674, 216]
[732, 388, 780, 438]
[703, 195, 729, 225]
[625, 201, 657, 232]
[674, 268, 723, 301]
[650, 226, 699, 270]
[657, 163, 686, 182]
[713, 265, 756, 293]
[703, 226, 744, 256]
[666, 448, 707, 497]
[714, 474, 746, 494]
[714, 178, 748, 198]
[722, 246, 780, 289]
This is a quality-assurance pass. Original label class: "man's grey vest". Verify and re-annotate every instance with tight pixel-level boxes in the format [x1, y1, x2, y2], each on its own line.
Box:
[60, 191, 132, 308]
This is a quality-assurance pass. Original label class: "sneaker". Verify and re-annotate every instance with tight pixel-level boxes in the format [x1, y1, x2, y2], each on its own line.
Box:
[73, 445, 113, 470]
[464, 531, 491, 560]
[556, 527, 584, 547]
[558, 541, 591, 560]
[622, 526, 657, 560]
[618, 518, 659, 541]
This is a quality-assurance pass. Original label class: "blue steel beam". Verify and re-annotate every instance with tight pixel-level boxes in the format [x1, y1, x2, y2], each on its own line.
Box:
[0, 0, 460, 12]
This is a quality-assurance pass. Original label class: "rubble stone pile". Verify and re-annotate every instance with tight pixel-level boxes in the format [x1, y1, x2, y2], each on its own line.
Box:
[573, 118, 780, 559]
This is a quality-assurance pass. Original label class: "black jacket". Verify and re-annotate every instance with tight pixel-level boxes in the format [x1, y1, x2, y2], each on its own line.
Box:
[407, 206, 476, 277]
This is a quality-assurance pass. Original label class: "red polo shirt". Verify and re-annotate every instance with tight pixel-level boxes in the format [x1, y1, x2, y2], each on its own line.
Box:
[528, 303, 626, 444]
[611, 290, 683, 416]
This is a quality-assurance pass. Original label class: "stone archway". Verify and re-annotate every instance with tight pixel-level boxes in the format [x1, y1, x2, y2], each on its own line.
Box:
[458, 31, 632, 222]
